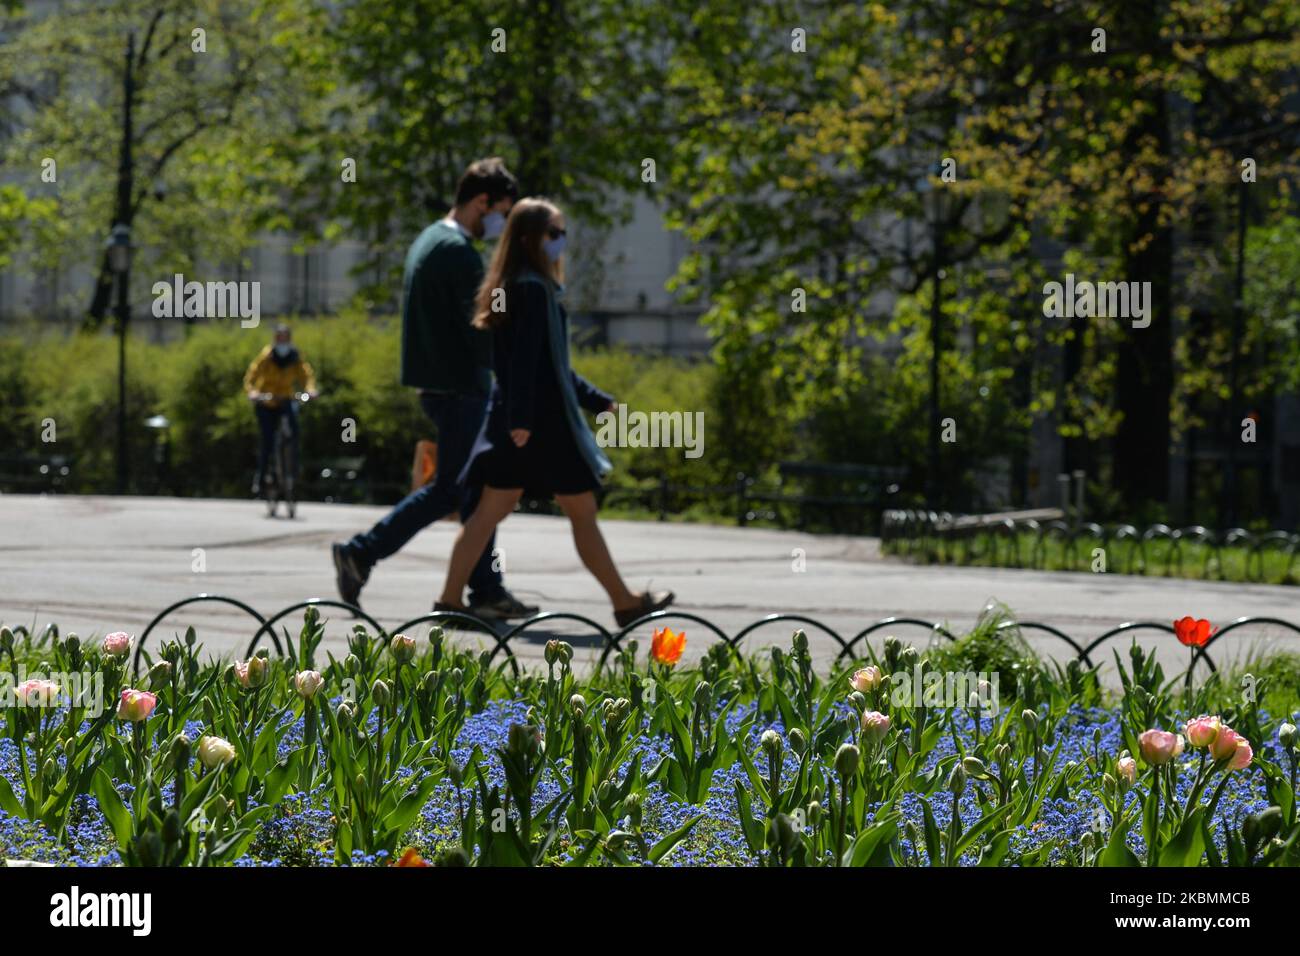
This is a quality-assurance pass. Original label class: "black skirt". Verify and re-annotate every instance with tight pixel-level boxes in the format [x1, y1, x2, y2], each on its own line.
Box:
[471, 395, 601, 498]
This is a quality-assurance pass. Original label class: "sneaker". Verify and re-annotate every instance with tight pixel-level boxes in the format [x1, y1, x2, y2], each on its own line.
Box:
[614, 590, 675, 629]
[468, 588, 540, 621]
[331, 543, 369, 609]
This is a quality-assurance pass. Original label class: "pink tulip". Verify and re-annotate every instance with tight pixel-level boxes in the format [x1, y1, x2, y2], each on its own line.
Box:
[117, 688, 157, 722]
[1208, 726, 1242, 762]
[14, 678, 61, 708]
[1116, 755, 1137, 786]
[101, 632, 132, 659]
[1138, 729, 1184, 766]
[851, 666, 882, 694]
[1185, 715, 1222, 749]
[861, 710, 891, 743]
[294, 670, 325, 700]
[1228, 738, 1253, 771]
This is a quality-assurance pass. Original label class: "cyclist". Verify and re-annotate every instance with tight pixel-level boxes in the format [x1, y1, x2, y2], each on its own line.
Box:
[244, 324, 318, 496]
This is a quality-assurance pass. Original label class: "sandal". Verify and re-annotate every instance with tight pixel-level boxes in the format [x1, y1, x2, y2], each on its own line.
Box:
[614, 590, 675, 629]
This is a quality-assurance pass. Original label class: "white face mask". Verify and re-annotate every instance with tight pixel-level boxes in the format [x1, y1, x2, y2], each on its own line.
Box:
[274, 343, 292, 358]
[543, 234, 567, 262]
[481, 210, 506, 240]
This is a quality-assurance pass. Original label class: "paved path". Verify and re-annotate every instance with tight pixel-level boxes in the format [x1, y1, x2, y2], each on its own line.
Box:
[2, 495, 1298, 678]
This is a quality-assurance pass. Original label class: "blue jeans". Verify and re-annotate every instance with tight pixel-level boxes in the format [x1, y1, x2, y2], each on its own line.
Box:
[255, 402, 299, 486]
[346, 391, 502, 600]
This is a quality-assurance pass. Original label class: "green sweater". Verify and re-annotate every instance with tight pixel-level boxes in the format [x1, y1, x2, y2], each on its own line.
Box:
[399, 220, 492, 394]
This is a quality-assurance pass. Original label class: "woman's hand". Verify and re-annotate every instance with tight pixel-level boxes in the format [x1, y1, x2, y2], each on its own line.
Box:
[510, 428, 531, 447]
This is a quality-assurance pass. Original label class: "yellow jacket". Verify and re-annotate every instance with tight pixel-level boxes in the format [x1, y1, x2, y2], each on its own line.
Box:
[244, 346, 317, 408]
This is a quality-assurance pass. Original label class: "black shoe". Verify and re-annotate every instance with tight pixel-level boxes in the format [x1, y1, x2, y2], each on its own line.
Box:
[468, 588, 539, 621]
[614, 590, 674, 629]
[331, 543, 368, 609]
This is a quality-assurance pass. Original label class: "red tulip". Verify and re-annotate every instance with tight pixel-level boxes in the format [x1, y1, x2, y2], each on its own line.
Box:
[1173, 617, 1215, 648]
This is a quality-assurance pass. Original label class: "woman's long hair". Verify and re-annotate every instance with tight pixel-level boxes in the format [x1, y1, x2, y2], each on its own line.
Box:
[473, 197, 563, 331]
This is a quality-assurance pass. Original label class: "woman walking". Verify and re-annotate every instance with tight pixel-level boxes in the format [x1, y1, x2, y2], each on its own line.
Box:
[436, 197, 673, 627]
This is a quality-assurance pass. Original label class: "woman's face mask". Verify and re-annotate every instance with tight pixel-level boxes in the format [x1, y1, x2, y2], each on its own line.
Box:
[274, 342, 292, 358]
[481, 210, 506, 240]
[542, 234, 567, 262]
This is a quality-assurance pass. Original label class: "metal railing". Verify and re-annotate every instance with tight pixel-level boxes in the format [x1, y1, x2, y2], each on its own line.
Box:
[8, 594, 1285, 683]
[882, 509, 1300, 584]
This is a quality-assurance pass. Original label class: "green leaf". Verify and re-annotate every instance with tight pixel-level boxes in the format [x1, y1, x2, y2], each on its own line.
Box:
[91, 768, 133, 849]
[1157, 808, 1205, 867]
[0, 774, 24, 818]
[648, 813, 704, 864]
[846, 817, 898, 867]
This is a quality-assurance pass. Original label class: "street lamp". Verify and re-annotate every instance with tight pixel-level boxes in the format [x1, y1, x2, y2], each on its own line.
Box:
[916, 166, 950, 505]
[107, 223, 132, 494]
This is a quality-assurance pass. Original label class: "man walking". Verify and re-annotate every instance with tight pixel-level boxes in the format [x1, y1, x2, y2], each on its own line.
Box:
[332, 158, 536, 620]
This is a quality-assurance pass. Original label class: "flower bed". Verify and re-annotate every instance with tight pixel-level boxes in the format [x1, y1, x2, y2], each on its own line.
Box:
[1, 608, 1297, 867]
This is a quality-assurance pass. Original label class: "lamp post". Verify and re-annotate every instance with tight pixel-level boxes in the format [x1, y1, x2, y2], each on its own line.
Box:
[108, 223, 132, 493]
[109, 32, 135, 495]
[1225, 178, 1248, 525]
[917, 167, 948, 504]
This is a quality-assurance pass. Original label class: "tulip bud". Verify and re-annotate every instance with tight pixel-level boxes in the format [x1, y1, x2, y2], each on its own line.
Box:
[1279, 723, 1298, 750]
[0, 626, 13, 653]
[371, 678, 391, 708]
[170, 734, 193, 772]
[948, 762, 967, 796]
[570, 693, 587, 716]
[807, 800, 822, 827]
[847, 690, 867, 713]
[1115, 755, 1137, 788]
[1021, 709, 1038, 732]
[507, 723, 542, 759]
[606, 830, 631, 850]
[962, 756, 986, 778]
[436, 846, 471, 867]
[162, 810, 184, 844]
[1244, 806, 1283, 849]
[882, 635, 900, 664]
[835, 743, 861, 778]
[544, 640, 560, 666]
[693, 680, 712, 712]
[761, 728, 784, 764]
[899, 646, 919, 669]
[428, 626, 445, 663]
[771, 813, 797, 854]
[450, 667, 464, 689]
[791, 630, 809, 655]
[788, 727, 808, 756]
[556, 641, 574, 666]
[336, 700, 356, 728]
[344, 654, 361, 676]
[245, 655, 269, 688]
[148, 660, 173, 686]
[389, 633, 417, 664]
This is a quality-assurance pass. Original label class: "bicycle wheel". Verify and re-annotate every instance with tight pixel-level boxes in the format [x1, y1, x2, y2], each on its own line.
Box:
[278, 421, 296, 519]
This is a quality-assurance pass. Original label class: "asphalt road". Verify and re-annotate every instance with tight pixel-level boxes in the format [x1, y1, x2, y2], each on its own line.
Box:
[2, 494, 1298, 679]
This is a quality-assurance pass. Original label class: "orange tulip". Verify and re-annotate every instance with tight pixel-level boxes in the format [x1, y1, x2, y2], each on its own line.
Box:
[650, 627, 686, 666]
[1173, 617, 1216, 648]
[394, 847, 431, 867]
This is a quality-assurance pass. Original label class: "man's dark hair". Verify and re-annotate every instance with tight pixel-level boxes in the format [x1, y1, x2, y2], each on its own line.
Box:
[454, 157, 519, 207]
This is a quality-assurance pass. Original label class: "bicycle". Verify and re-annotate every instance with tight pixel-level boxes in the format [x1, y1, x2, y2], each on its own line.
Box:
[253, 391, 312, 519]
